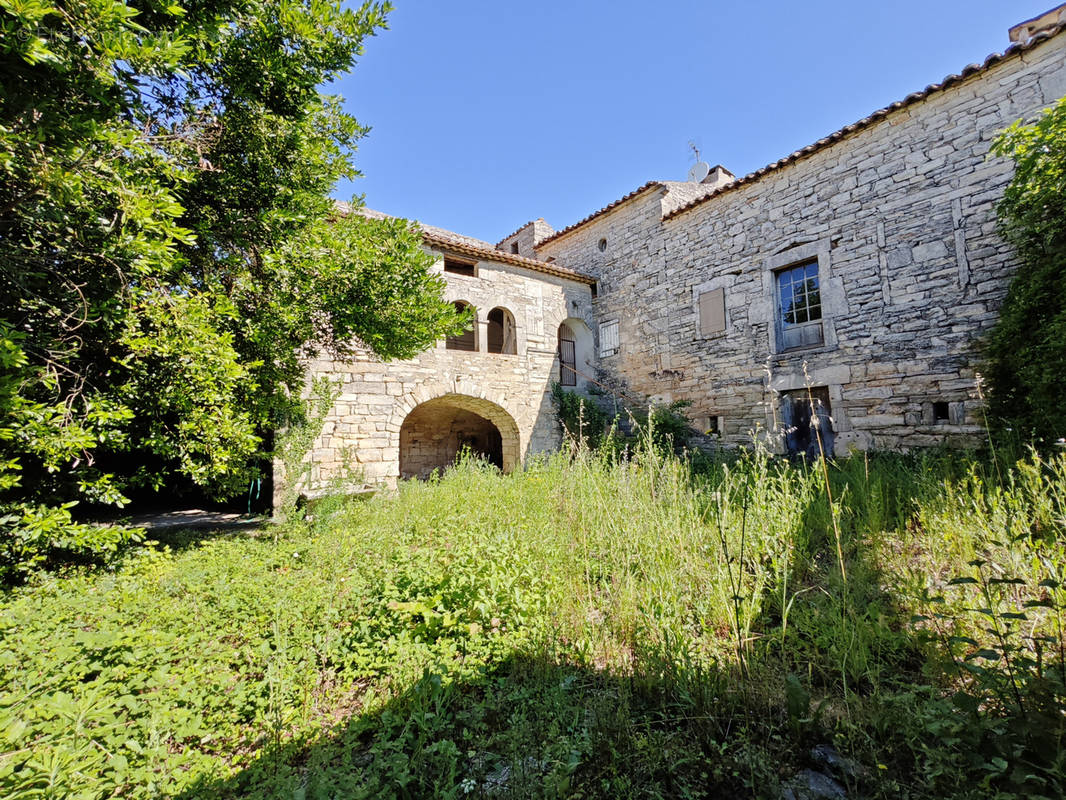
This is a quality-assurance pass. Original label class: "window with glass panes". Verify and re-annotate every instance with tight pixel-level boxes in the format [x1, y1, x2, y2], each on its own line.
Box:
[776, 260, 823, 350]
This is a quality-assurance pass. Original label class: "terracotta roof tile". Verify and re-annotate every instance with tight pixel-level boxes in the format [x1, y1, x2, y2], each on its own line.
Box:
[662, 25, 1066, 221]
[339, 204, 596, 285]
[421, 230, 595, 284]
[534, 181, 664, 247]
[658, 180, 727, 216]
[533, 178, 737, 249]
[533, 26, 1065, 244]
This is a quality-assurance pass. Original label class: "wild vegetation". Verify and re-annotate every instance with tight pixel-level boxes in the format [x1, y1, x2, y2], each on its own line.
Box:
[985, 96, 1066, 443]
[3, 437, 1065, 798]
[3, 3, 1066, 797]
[0, 0, 465, 581]
[550, 382, 695, 455]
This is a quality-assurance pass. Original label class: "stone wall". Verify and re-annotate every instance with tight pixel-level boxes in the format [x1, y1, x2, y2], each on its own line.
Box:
[536, 33, 1066, 455]
[284, 250, 594, 498]
[282, 27, 1066, 501]
[496, 218, 556, 259]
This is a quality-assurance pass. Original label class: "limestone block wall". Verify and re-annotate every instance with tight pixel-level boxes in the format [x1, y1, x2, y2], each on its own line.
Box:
[289, 252, 595, 496]
[496, 219, 556, 259]
[537, 33, 1066, 454]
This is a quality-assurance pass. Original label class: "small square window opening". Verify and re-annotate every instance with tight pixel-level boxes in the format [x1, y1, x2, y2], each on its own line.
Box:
[933, 401, 950, 422]
[443, 257, 476, 277]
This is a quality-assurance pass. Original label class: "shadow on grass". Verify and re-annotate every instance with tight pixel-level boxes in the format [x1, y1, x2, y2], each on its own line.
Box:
[169, 449, 1065, 799]
[172, 645, 818, 800]
[166, 454, 939, 800]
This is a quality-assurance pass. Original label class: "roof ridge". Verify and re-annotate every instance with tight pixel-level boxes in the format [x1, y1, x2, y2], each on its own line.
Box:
[495, 219, 537, 247]
[662, 24, 1066, 222]
[422, 231, 596, 284]
[534, 25, 1066, 243]
[534, 181, 665, 248]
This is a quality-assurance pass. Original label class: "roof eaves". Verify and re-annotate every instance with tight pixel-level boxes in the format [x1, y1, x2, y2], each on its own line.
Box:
[423, 232, 597, 285]
[334, 203, 596, 285]
[662, 25, 1066, 222]
[535, 181, 665, 248]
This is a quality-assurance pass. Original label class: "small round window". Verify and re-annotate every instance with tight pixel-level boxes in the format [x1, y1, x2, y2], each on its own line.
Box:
[597, 237, 607, 252]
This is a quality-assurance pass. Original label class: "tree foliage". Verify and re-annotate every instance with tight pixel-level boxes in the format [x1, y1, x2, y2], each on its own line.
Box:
[0, 0, 464, 580]
[985, 98, 1066, 443]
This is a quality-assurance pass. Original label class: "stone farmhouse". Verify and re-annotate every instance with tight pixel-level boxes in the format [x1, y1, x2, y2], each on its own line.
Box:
[290, 8, 1066, 496]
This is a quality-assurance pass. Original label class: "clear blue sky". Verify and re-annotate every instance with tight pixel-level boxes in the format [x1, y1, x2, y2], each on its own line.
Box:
[331, 1, 1055, 244]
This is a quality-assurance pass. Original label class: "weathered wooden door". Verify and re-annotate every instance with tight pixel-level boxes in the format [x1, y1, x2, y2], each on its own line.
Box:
[781, 387, 834, 459]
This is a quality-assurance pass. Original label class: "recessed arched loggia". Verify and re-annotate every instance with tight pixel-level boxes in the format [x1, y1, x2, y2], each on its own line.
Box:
[398, 394, 520, 479]
[487, 307, 517, 354]
[445, 301, 477, 351]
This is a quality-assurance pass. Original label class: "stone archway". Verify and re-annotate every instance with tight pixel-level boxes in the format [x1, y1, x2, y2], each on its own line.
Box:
[398, 394, 520, 479]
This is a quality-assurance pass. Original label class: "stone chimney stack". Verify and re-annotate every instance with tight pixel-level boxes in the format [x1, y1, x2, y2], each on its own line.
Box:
[700, 165, 736, 192]
[1009, 4, 1066, 45]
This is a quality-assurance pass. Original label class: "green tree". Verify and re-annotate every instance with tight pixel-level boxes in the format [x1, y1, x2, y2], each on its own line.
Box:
[985, 98, 1066, 443]
[0, 0, 464, 580]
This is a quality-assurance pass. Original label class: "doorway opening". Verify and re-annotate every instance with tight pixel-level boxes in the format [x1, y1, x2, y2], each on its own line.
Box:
[780, 386, 835, 459]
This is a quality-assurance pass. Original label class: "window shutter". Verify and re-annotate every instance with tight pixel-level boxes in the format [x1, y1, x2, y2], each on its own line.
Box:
[699, 288, 726, 336]
[599, 320, 619, 357]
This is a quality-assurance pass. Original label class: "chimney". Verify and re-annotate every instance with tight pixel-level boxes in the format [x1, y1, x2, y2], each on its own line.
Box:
[531, 218, 555, 245]
[1009, 4, 1066, 45]
[700, 165, 736, 191]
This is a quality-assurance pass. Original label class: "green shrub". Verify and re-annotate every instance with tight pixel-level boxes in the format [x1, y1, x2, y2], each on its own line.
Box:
[549, 382, 614, 450]
[3, 446, 1066, 797]
[550, 383, 695, 456]
[985, 97, 1066, 443]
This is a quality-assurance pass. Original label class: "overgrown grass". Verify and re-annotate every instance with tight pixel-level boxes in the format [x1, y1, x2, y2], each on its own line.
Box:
[3, 442, 1066, 798]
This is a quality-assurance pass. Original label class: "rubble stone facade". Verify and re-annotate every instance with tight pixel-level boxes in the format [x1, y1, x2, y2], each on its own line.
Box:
[290, 250, 595, 495]
[290, 21, 1066, 497]
[536, 25, 1066, 455]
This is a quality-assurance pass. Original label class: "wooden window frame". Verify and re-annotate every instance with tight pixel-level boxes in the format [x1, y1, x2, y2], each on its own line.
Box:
[775, 259, 824, 352]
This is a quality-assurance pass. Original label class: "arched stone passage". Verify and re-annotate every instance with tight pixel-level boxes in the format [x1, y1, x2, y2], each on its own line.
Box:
[398, 394, 520, 479]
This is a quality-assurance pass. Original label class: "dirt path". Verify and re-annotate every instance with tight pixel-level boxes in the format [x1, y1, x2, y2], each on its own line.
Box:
[121, 509, 270, 532]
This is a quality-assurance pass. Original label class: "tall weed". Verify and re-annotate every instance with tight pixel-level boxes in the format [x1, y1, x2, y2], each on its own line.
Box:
[3, 443, 1066, 797]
